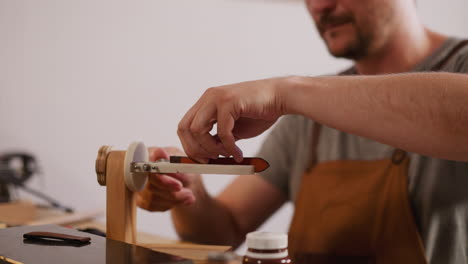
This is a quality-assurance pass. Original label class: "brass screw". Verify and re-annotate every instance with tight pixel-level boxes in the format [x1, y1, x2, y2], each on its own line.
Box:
[95, 145, 112, 186]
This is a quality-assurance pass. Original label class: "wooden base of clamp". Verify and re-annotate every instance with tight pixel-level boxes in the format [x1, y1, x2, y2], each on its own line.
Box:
[95, 142, 149, 244]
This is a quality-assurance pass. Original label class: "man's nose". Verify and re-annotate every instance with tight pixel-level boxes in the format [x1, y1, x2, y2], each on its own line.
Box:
[306, 0, 338, 13]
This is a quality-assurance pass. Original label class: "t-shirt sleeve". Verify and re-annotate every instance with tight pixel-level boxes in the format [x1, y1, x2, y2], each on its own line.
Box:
[454, 46, 468, 73]
[255, 116, 300, 198]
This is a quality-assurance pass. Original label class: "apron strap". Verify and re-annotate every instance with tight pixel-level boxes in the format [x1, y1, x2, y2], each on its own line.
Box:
[306, 123, 322, 172]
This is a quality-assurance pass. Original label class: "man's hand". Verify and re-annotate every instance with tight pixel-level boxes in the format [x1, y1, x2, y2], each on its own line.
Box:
[177, 78, 287, 163]
[136, 146, 200, 212]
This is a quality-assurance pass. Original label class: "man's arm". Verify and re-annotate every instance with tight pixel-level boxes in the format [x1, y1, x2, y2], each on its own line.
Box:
[171, 174, 286, 248]
[284, 72, 468, 161]
[178, 72, 468, 162]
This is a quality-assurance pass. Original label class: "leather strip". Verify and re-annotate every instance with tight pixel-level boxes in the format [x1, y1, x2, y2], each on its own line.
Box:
[170, 156, 270, 173]
[23, 231, 91, 243]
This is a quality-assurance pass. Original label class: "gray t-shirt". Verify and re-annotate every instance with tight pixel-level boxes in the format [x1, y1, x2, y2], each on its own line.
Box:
[257, 37, 468, 264]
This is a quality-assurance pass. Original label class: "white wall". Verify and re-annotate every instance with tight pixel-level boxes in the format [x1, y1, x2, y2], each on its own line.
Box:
[1, 0, 467, 251]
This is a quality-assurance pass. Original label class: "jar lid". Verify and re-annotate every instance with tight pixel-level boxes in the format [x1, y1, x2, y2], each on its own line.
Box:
[246, 232, 288, 250]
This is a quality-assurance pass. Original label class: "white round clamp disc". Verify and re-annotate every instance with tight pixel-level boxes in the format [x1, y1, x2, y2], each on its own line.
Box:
[124, 141, 149, 192]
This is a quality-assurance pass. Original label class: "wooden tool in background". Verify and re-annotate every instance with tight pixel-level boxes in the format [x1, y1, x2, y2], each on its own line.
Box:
[95, 142, 269, 244]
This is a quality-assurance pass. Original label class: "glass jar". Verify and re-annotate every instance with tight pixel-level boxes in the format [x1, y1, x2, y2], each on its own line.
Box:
[242, 232, 292, 264]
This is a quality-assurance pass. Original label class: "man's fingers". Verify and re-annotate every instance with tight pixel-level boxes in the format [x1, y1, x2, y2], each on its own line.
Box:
[144, 185, 194, 202]
[148, 147, 170, 162]
[178, 109, 207, 162]
[217, 106, 243, 162]
[191, 131, 225, 159]
[177, 127, 211, 163]
[137, 195, 184, 212]
[147, 172, 194, 191]
[164, 146, 186, 157]
[189, 105, 227, 158]
[165, 172, 192, 187]
[148, 174, 183, 191]
[137, 186, 195, 212]
[212, 135, 234, 157]
[178, 89, 234, 162]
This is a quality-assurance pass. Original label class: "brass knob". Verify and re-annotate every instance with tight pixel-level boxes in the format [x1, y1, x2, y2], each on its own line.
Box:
[95, 145, 112, 186]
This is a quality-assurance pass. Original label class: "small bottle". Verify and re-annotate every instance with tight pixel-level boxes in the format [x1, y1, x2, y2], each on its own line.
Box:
[208, 251, 241, 264]
[242, 232, 292, 264]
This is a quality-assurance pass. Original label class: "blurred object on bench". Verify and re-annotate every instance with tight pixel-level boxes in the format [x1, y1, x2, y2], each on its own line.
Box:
[0, 153, 37, 203]
[25, 208, 103, 226]
[0, 152, 73, 213]
[0, 199, 103, 228]
[0, 200, 37, 226]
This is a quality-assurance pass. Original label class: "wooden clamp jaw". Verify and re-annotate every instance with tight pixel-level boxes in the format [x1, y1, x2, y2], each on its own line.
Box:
[95, 141, 268, 244]
[95, 142, 149, 244]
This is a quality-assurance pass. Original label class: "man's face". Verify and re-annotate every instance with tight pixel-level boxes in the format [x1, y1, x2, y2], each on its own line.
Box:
[305, 0, 397, 60]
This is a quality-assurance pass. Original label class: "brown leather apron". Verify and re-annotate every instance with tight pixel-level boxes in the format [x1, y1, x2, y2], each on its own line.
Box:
[288, 126, 426, 263]
[288, 40, 468, 263]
